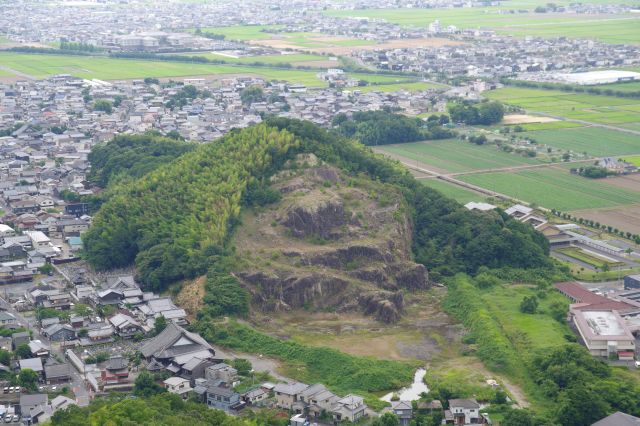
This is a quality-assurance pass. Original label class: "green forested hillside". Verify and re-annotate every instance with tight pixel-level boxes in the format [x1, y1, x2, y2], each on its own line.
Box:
[87, 133, 197, 187]
[83, 118, 550, 291]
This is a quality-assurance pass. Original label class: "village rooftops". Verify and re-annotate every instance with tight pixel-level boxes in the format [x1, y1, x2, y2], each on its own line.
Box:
[449, 398, 480, 409]
[592, 411, 640, 426]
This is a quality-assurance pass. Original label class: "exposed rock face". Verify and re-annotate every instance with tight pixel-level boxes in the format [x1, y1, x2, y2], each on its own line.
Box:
[233, 158, 430, 323]
[281, 195, 346, 239]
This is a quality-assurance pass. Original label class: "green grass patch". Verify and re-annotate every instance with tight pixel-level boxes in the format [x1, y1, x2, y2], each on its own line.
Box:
[172, 52, 329, 66]
[379, 139, 542, 174]
[459, 168, 640, 210]
[486, 87, 640, 126]
[524, 126, 640, 157]
[556, 247, 624, 268]
[621, 155, 640, 166]
[192, 25, 284, 40]
[199, 320, 418, 410]
[419, 179, 486, 204]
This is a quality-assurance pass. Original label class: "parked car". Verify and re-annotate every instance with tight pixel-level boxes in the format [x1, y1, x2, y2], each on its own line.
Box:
[12, 415, 18, 422]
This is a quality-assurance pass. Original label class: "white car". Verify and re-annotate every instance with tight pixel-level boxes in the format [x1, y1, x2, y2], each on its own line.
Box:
[635, 360, 640, 368]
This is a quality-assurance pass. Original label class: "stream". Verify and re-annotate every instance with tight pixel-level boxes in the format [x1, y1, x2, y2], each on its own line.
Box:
[380, 368, 429, 402]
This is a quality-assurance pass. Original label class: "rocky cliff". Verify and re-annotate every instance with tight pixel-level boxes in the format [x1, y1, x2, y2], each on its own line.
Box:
[232, 154, 429, 323]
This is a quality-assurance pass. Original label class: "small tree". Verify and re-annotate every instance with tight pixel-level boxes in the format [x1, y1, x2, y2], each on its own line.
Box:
[232, 358, 252, 376]
[93, 100, 113, 114]
[520, 295, 538, 314]
[18, 368, 39, 392]
[16, 344, 32, 359]
[133, 371, 166, 397]
[153, 316, 167, 336]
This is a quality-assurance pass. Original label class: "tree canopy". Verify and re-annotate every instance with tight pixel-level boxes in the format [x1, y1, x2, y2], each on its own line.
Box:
[447, 101, 504, 125]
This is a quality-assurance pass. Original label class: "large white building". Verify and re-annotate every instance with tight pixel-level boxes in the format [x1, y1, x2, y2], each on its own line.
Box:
[553, 70, 640, 85]
[571, 308, 636, 359]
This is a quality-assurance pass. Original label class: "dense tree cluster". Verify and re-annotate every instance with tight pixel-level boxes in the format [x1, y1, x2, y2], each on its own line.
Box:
[531, 345, 640, 425]
[332, 110, 454, 146]
[59, 41, 100, 52]
[447, 101, 505, 125]
[87, 133, 196, 187]
[571, 165, 612, 179]
[49, 393, 245, 426]
[504, 78, 640, 99]
[92, 99, 113, 114]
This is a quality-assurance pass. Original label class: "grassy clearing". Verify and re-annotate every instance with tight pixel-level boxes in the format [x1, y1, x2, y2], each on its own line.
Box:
[0, 52, 327, 85]
[621, 155, 640, 166]
[485, 87, 640, 126]
[324, 8, 639, 44]
[459, 168, 640, 210]
[556, 247, 623, 268]
[524, 126, 640, 157]
[378, 139, 542, 173]
[419, 179, 487, 204]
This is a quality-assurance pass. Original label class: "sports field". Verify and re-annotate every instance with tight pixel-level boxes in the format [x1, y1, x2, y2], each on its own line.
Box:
[378, 139, 542, 174]
[524, 127, 640, 157]
[458, 168, 640, 211]
[485, 87, 640, 126]
[0, 52, 327, 85]
[420, 179, 487, 204]
[324, 8, 639, 44]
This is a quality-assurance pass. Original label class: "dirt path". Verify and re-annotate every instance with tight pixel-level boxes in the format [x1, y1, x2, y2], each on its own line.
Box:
[501, 379, 531, 408]
[0, 66, 36, 80]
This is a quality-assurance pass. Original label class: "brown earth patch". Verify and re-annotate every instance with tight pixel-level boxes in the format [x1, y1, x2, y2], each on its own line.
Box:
[570, 203, 640, 235]
[175, 275, 207, 320]
[600, 174, 640, 192]
[291, 60, 339, 68]
[502, 114, 558, 124]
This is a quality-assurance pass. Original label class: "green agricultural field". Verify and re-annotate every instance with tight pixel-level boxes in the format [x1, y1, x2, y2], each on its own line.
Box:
[355, 81, 444, 93]
[459, 168, 640, 210]
[175, 52, 329, 65]
[0, 52, 327, 86]
[512, 121, 583, 131]
[378, 139, 542, 174]
[621, 155, 640, 166]
[524, 127, 640, 157]
[420, 179, 487, 204]
[193, 25, 284, 40]
[324, 8, 639, 44]
[486, 87, 640, 126]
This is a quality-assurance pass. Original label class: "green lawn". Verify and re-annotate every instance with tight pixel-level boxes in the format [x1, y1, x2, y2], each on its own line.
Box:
[459, 168, 640, 210]
[325, 8, 639, 44]
[420, 179, 487, 204]
[378, 139, 542, 173]
[524, 127, 640, 157]
[0, 52, 327, 86]
[556, 247, 623, 268]
[486, 87, 640, 126]
[621, 155, 640, 166]
[480, 285, 570, 350]
[510, 121, 583, 131]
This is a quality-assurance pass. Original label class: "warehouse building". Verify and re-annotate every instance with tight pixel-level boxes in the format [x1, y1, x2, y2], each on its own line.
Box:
[553, 70, 640, 85]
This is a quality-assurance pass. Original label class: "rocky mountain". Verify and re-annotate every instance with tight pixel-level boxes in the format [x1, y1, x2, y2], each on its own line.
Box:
[232, 154, 429, 323]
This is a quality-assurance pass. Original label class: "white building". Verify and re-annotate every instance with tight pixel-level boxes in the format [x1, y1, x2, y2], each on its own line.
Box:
[571, 308, 636, 359]
[553, 70, 640, 85]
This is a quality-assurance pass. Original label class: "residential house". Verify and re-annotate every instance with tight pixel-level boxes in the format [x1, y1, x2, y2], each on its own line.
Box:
[274, 382, 309, 410]
[12, 331, 30, 349]
[44, 363, 71, 385]
[109, 313, 143, 338]
[205, 363, 238, 385]
[592, 411, 640, 426]
[139, 322, 215, 373]
[19, 393, 51, 424]
[243, 387, 269, 406]
[332, 394, 367, 423]
[28, 340, 50, 357]
[391, 401, 413, 426]
[0, 312, 16, 326]
[43, 324, 76, 342]
[19, 357, 44, 380]
[203, 384, 242, 413]
[100, 356, 130, 387]
[444, 399, 486, 425]
[164, 376, 192, 399]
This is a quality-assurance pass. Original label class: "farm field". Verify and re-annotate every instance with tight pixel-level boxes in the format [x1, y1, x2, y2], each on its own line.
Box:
[192, 25, 283, 41]
[378, 139, 542, 174]
[324, 8, 639, 44]
[523, 127, 640, 157]
[622, 155, 640, 166]
[458, 168, 640, 211]
[511, 121, 584, 131]
[485, 87, 640, 126]
[0, 52, 329, 85]
[419, 178, 487, 204]
[571, 204, 640, 235]
[174, 52, 330, 65]
[355, 81, 445, 92]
